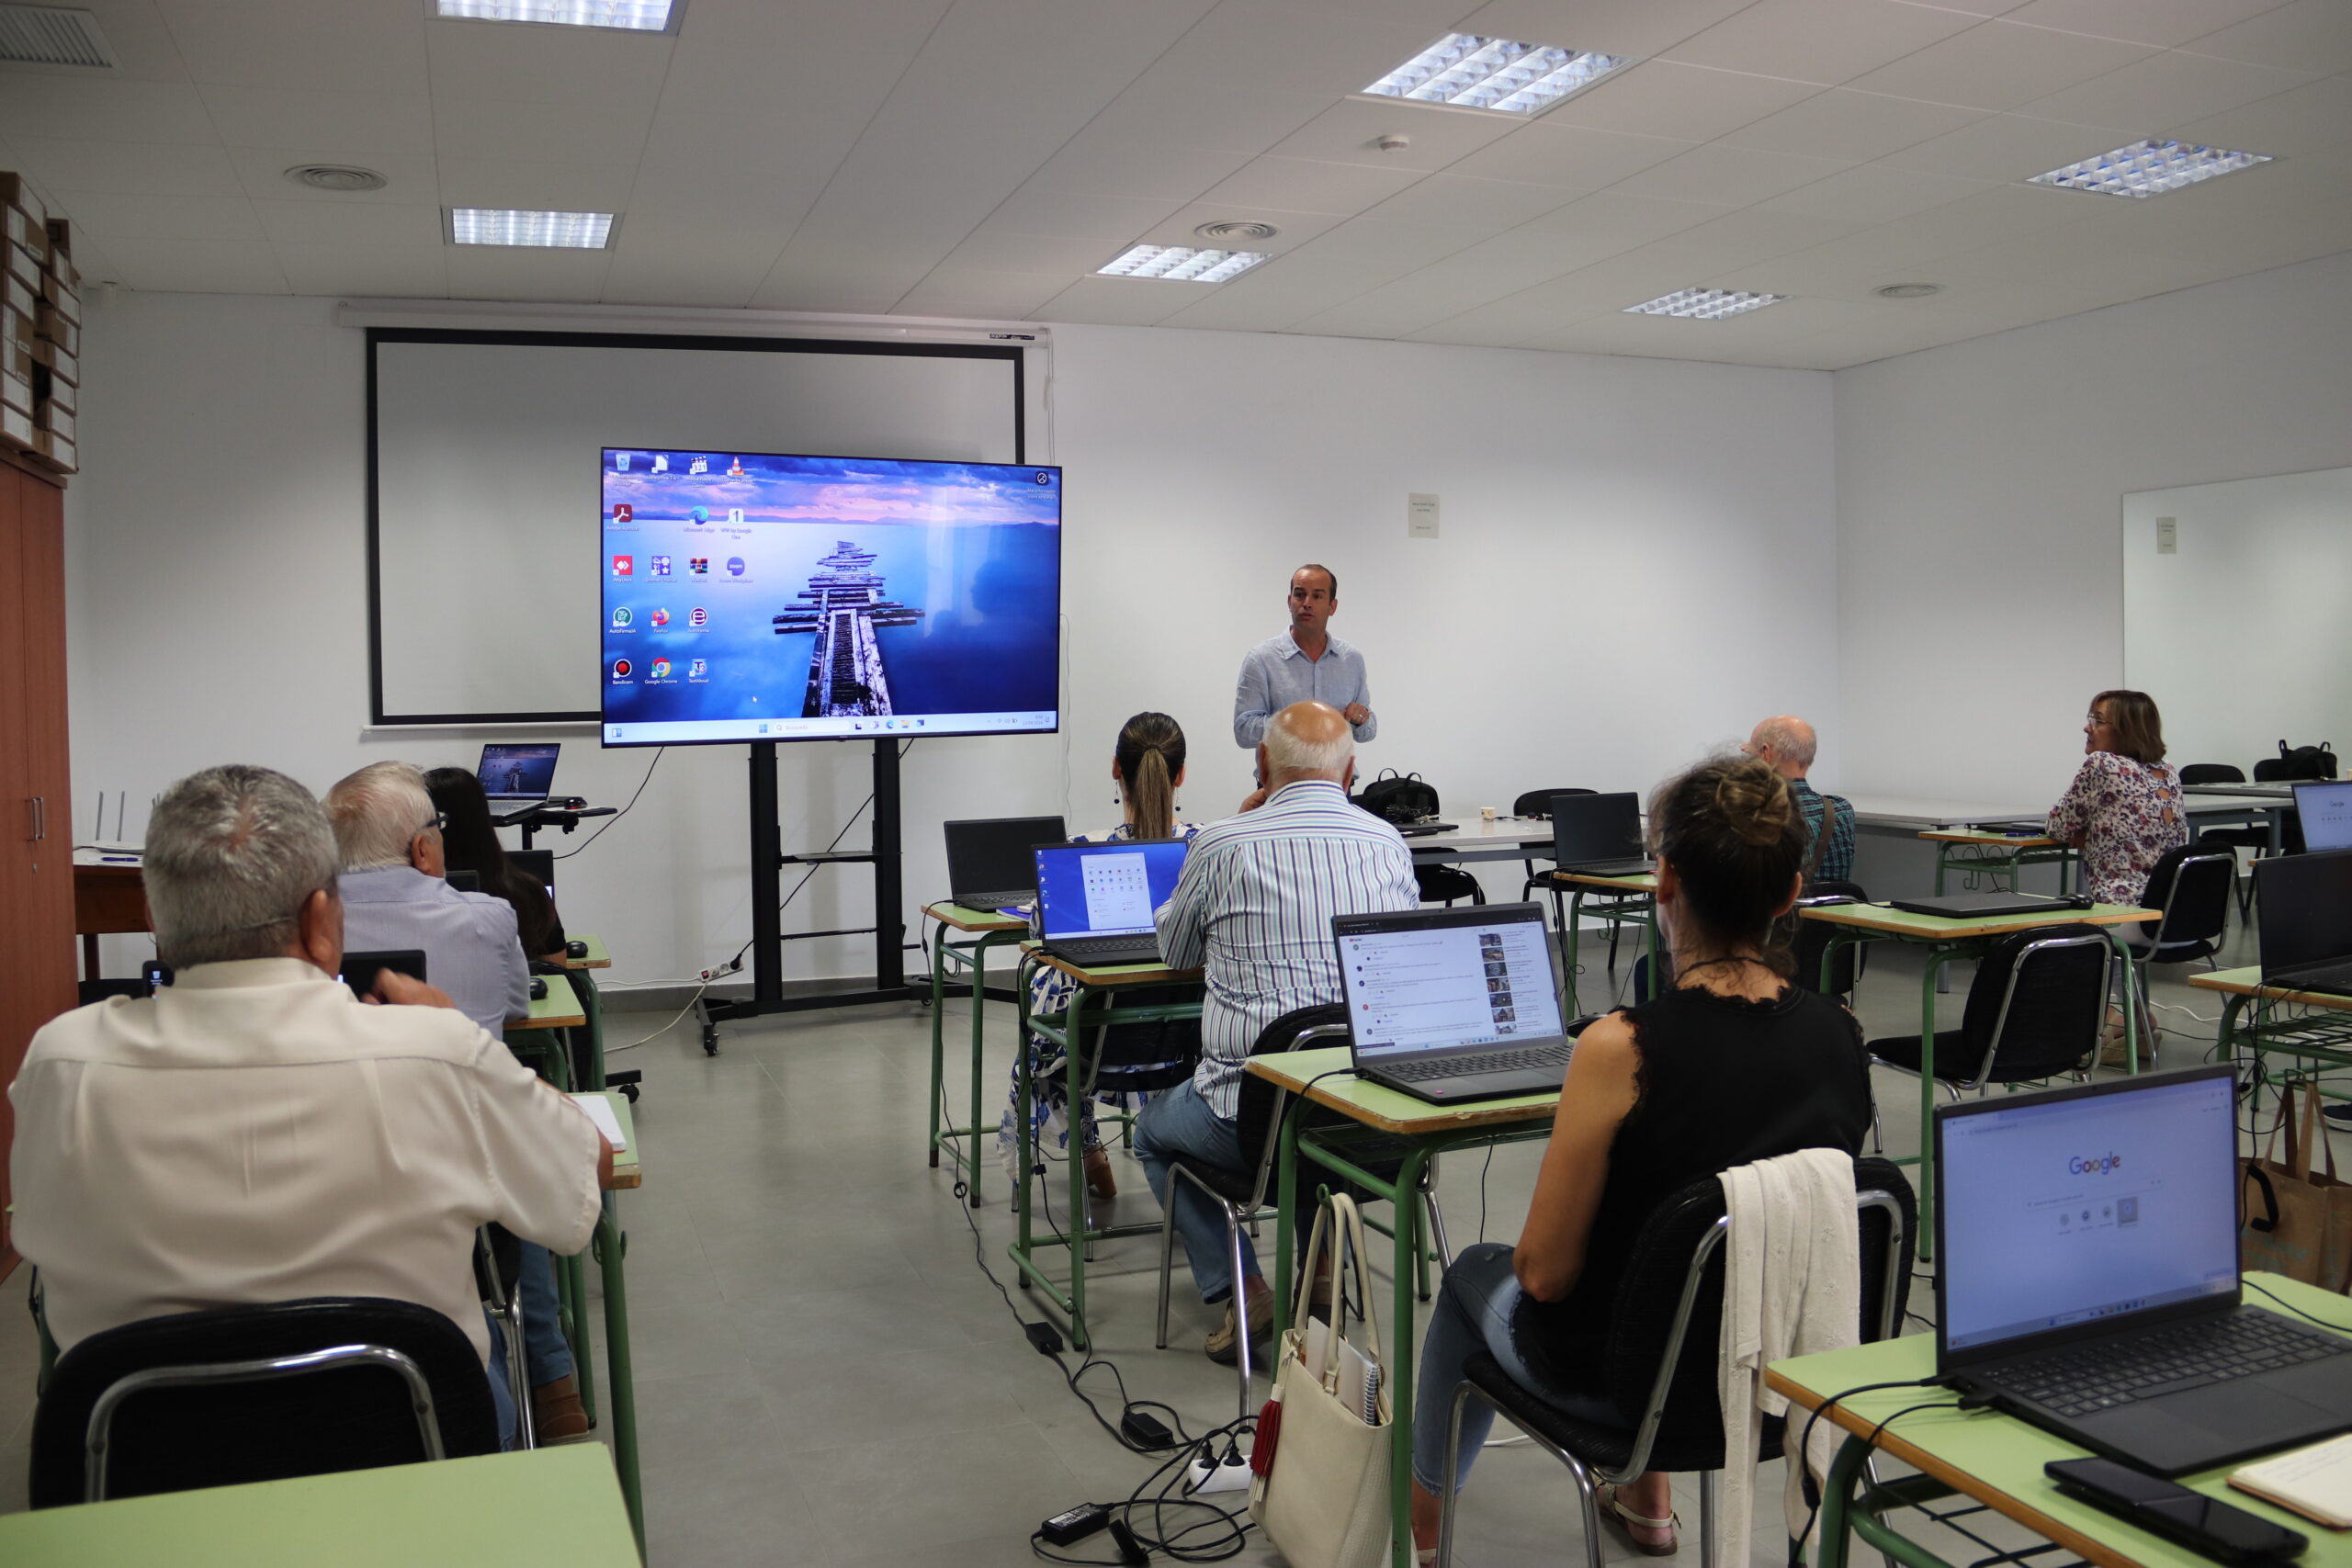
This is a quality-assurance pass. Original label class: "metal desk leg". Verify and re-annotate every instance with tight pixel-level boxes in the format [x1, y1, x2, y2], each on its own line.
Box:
[594, 1201, 642, 1559]
[1272, 1107, 1301, 1353]
[1915, 950, 1957, 1262]
[1388, 1148, 1433, 1568]
[1812, 1432, 1876, 1568]
[575, 969, 606, 1091]
[1066, 998, 1092, 1349]
[970, 941, 991, 1207]
[1013, 960, 1037, 1286]
[1564, 887, 1585, 1004]
[927, 934, 950, 1172]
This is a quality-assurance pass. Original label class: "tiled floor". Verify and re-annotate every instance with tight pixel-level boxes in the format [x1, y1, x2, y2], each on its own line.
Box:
[0, 922, 2276, 1566]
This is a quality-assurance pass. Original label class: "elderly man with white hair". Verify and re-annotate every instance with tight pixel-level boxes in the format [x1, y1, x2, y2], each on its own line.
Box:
[7, 765, 607, 1447]
[1743, 714, 1855, 882]
[1140, 700, 1419, 1362]
[327, 760, 530, 1038]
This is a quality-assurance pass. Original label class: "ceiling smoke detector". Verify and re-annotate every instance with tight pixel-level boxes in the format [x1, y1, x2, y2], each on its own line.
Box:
[1874, 283, 1943, 299]
[286, 164, 390, 193]
[1194, 220, 1278, 243]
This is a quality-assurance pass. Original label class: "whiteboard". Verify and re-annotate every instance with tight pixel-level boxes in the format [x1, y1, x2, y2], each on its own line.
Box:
[368, 332, 1023, 723]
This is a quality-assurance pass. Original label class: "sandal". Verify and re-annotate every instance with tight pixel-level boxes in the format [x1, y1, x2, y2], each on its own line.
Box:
[1597, 1483, 1679, 1557]
[1082, 1145, 1117, 1200]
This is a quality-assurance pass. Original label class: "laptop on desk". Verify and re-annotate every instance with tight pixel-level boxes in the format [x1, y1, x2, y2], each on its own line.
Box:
[1333, 901, 1576, 1104]
[2295, 782, 2352, 854]
[1031, 839, 1189, 966]
[2256, 850, 2352, 997]
[479, 743, 560, 807]
[1936, 1067, 2352, 1477]
[943, 815, 1067, 910]
[1885, 891, 2095, 919]
[1549, 793, 1653, 878]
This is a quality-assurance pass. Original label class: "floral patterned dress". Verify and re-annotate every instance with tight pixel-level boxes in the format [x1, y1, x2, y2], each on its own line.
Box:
[2045, 752, 2186, 905]
[994, 820, 1202, 1179]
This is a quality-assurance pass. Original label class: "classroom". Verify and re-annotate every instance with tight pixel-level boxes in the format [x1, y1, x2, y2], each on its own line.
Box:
[1, 2, 2350, 1565]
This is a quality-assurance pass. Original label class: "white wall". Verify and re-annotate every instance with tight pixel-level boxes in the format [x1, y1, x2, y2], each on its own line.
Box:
[66, 293, 1838, 987]
[1836, 251, 2352, 810]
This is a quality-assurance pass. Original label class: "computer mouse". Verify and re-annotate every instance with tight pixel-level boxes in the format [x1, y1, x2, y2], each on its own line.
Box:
[566, 940, 589, 960]
[529, 977, 548, 1001]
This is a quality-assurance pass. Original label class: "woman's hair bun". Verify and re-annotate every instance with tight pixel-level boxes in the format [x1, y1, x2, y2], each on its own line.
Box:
[1713, 762, 1793, 845]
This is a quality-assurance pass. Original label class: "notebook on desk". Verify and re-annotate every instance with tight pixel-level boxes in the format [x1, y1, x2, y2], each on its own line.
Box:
[2256, 850, 2352, 997]
[1332, 901, 1574, 1103]
[1030, 839, 1189, 966]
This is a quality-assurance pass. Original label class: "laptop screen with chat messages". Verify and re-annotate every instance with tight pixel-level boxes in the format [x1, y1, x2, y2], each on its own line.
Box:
[1937, 1069, 2238, 1362]
[1033, 840, 1189, 941]
[1336, 904, 1563, 1063]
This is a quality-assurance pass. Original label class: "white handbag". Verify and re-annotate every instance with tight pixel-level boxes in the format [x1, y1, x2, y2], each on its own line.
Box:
[1249, 1193, 1393, 1568]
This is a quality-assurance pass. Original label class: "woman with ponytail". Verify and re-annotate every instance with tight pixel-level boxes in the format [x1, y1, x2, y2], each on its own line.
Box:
[1404, 755, 1873, 1562]
[995, 713, 1200, 1198]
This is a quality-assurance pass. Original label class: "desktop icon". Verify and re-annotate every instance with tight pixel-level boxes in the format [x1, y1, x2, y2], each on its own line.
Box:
[726, 557, 745, 576]
[688, 658, 707, 678]
[689, 558, 708, 575]
[651, 454, 668, 473]
[650, 660, 672, 679]
[614, 453, 630, 472]
[727, 507, 744, 524]
[1035, 471, 1051, 485]
[650, 555, 672, 577]
[610, 555, 632, 577]
[689, 457, 708, 475]
[649, 608, 671, 627]
[687, 607, 708, 628]
[612, 502, 632, 524]
[611, 606, 633, 627]
[690, 506, 709, 525]
[728, 457, 745, 476]
[612, 658, 632, 679]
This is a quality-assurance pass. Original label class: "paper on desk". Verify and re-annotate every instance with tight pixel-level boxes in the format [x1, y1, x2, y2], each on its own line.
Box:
[570, 1092, 628, 1151]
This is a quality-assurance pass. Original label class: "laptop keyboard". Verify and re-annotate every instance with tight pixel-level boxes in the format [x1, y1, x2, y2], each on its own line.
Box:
[1046, 936, 1156, 962]
[958, 891, 1031, 910]
[1999, 1311, 2347, 1418]
[1382, 1043, 1573, 1083]
[2280, 962, 2352, 994]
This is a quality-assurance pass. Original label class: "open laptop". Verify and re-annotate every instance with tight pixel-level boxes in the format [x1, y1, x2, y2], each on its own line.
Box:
[1332, 902, 1575, 1103]
[1031, 839, 1189, 965]
[2256, 849, 2352, 996]
[1549, 792, 1653, 877]
[508, 848, 555, 901]
[944, 815, 1066, 910]
[2295, 781, 2352, 854]
[480, 743, 560, 807]
[1936, 1067, 2352, 1476]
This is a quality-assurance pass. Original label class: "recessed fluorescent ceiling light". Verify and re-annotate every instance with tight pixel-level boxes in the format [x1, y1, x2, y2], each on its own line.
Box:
[1624, 288, 1786, 321]
[1098, 244, 1268, 283]
[434, 0, 676, 31]
[448, 208, 615, 248]
[1363, 34, 1630, 116]
[2030, 139, 2272, 197]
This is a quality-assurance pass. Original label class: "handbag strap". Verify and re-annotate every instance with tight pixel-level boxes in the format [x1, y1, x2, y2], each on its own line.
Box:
[1323, 1194, 1386, 1387]
[1289, 1201, 1336, 1336]
[2264, 1085, 2299, 1166]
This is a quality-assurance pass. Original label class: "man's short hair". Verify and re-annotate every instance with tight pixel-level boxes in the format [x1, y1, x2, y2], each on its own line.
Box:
[1295, 562, 1338, 598]
[326, 761, 437, 872]
[1752, 716, 1817, 770]
[145, 765, 339, 969]
[1264, 706, 1354, 777]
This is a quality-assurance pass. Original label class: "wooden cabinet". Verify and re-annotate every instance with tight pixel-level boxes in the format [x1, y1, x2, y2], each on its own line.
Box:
[0, 454, 76, 1262]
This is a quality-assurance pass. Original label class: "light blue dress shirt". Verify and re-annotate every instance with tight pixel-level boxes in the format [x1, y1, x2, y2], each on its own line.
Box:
[1233, 631, 1376, 749]
[337, 865, 531, 1037]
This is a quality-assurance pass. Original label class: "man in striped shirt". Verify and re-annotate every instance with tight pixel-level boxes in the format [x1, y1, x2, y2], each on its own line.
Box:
[1139, 701, 1419, 1362]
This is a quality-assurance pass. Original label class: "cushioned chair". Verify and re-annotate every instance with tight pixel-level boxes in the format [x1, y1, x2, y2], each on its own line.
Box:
[1433, 1157, 1914, 1568]
[30, 1296, 501, 1507]
[1152, 1004, 1449, 1422]
[2121, 846, 2233, 970]
[1866, 925, 2109, 1104]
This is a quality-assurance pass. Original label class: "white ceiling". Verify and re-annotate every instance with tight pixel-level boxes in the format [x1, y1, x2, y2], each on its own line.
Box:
[1, 0, 2346, 368]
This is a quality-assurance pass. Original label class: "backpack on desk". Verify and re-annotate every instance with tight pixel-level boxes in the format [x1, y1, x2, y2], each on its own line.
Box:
[1354, 769, 1437, 825]
[2276, 740, 2339, 782]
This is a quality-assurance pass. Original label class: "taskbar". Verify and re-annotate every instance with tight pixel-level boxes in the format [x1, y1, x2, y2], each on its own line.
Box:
[602, 712, 1057, 745]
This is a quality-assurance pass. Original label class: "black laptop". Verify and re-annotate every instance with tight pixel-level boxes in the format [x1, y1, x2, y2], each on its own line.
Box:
[1936, 1067, 2352, 1476]
[943, 815, 1066, 910]
[1885, 891, 2094, 919]
[2256, 850, 2352, 997]
[479, 743, 560, 807]
[2293, 783, 2352, 855]
[1333, 902, 1575, 1103]
[1031, 839, 1189, 965]
[1549, 792, 1653, 877]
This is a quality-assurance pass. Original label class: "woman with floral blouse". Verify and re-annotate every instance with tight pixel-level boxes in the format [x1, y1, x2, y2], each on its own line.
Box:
[2046, 688, 2186, 906]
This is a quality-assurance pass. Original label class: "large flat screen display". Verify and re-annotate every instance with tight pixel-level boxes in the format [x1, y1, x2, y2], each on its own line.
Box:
[599, 449, 1062, 746]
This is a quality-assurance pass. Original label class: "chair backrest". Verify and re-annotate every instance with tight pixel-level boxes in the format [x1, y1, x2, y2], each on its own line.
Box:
[1512, 786, 1591, 819]
[1792, 879, 1868, 998]
[1085, 984, 1204, 1094]
[30, 1297, 500, 1507]
[1601, 1156, 1913, 1457]
[2138, 845, 2234, 953]
[2178, 763, 2245, 786]
[1958, 925, 2110, 1084]
[1234, 1003, 1351, 1197]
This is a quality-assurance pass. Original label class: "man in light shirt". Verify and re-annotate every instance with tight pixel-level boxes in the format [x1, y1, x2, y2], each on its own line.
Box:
[9, 765, 609, 1447]
[1141, 702, 1419, 1362]
[1233, 564, 1376, 749]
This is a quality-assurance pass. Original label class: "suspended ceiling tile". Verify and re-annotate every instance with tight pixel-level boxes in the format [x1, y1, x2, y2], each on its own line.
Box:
[1029, 273, 1208, 326]
[2001, 0, 2289, 50]
[430, 96, 657, 170]
[1610, 141, 1856, 205]
[1143, 3, 1445, 100]
[443, 243, 613, 302]
[891, 267, 1073, 319]
[1453, 0, 1762, 61]
[1192, 154, 1430, 218]
[1080, 81, 1332, 158]
[226, 146, 441, 205]
[2180, 0, 2352, 73]
[198, 86, 435, 154]
[1542, 61, 1820, 141]
[1721, 89, 1990, 162]
[1132, 202, 1353, 250]
[1359, 173, 1579, 237]
[1755, 161, 1998, 224]
[273, 240, 449, 297]
[250, 196, 441, 246]
[1287, 215, 1477, 271]
[1444, 119, 1696, 188]
[1878, 111, 2124, 180]
[1265, 96, 1523, 171]
[96, 235, 289, 292]
[0, 77, 216, 143]
[423, 12, 673, 109]
[3, 136, 243, 197]
[2014, 48, 2317, 131]
[434, 156, 637, 212]
[1848, 20, 2161, 111]
[159, 0, 429, 95]
[1662, 0, 1985, 85]
[1024, 136, 1255, 201]
[933, 230, 1137, 276]
[50, 188, 262, 241]
[18, 0, 190, 84]
[974, 189, 1192, 242]
[622, 130, 829, 227]
[2160, 73, 2352, 153]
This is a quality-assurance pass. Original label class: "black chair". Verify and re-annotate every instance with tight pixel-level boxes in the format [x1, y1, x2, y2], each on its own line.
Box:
[2178, 763, 2245, 786]
[1406, 781, 1485, 908]
[475, 1226, 533, 1450]
[1152, 1004, 1449, 1422]
[1513, 787, 1590, 903]
[1866, 925, 2109, 1105]
[2200, 761, 2308, 920]
[1792, 879, 1869, 1001]
[30, 1297, 501, 1507]
[1068, 985, 1204, 1153]
[1434, 1157, 1914, 1568]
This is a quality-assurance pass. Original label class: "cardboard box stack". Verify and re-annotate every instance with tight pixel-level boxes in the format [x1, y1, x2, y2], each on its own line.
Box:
[1, 174, 80, 478]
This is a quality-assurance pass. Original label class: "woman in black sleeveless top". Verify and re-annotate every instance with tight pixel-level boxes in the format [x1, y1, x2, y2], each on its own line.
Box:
[1407, 756, 1874, 1562]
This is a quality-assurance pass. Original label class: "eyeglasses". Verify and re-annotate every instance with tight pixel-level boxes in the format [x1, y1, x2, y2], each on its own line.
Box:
[2085, 714, 2111, 728]
[416, 811, 447, 835]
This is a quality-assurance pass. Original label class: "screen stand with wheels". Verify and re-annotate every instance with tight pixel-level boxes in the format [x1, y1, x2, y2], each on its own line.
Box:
[700, 739, 916, 1054]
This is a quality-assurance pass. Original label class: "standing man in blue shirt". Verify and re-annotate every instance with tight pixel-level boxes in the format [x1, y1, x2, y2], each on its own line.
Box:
[1233, 564, 1376, 749]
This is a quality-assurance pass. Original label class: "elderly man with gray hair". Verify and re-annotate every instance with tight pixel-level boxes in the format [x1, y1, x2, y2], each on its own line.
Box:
[7, 765, 606, 1447]
[1140, 701, 1419, 1362]
[1743, 714, 1855, 882]
[327, 760, 530, 1038]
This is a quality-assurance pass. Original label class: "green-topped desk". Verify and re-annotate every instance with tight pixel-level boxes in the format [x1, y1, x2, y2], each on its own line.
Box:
[1770, 1272, 2352, 1568]
[1010, 945, 1204, 1349]
[0, 1443, 640, 1567]
[1799, 899, 2156, 1258]
[923, 902, 1032, 1207]
[1253, 1047, 1563, 1568]
[2189, 965, 2352, 1113]
[1919, 829, 2075, 896]
[1543, 869, 1658, 993]
[563, 1088, 644, 1553]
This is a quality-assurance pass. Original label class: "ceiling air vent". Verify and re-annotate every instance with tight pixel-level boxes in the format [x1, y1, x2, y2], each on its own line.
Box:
[0, 6, 115, 68]
[1194, 220, 1278, 243]
[286, 164, 390, 193]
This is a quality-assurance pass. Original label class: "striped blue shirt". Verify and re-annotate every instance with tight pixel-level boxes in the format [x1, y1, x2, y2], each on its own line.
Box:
[1155, 780, 1419, 1117]
[1234, 632, 1376, 748]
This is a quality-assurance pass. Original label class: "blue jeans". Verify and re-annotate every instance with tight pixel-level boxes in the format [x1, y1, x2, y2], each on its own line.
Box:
[1134, 1079, 1261, 1305]
[1410, 1243, 1630, 1495]
[517, 1241, 572, 1386]
[484, 1310, 518, 1450]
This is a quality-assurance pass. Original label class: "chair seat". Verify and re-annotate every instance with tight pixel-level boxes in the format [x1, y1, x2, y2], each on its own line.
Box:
[2120, 935, 2217, 965]
[1867, 1030, 1979, 1083]
[1462, 1350, 1782, 1475]
[1165, 1152, 1258, 1206]
[1419, 865, 1483, 904]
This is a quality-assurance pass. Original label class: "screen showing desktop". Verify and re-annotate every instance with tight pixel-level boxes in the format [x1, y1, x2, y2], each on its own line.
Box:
[600, 449, 1062, 746]
[1033, 841, 1189, 941]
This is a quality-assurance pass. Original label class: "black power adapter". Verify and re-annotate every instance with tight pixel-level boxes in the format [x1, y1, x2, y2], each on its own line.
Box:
[1119, 1409, 1175, 1450]
[1041, 1502, 1109, 1546]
